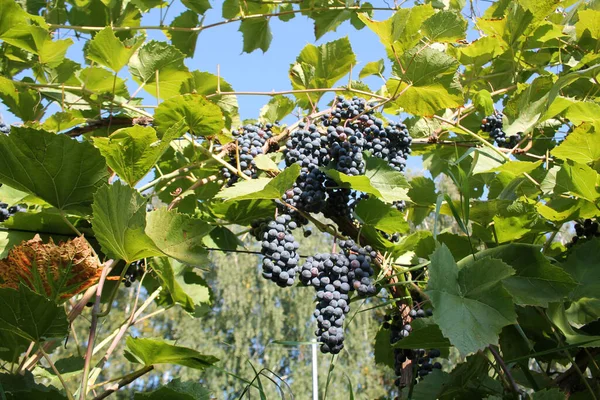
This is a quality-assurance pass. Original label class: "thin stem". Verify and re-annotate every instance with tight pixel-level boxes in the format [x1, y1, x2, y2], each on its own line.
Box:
[206, 87, 389, 101]
[168, 174, 219, 210]
[48, 6, 398, 32]
[80, 261, 114, 400]
[488, 345, 520, 398]
[91, 366, 154, 400]
[40, 346, 75, 400]
[137, 162, 201, 192]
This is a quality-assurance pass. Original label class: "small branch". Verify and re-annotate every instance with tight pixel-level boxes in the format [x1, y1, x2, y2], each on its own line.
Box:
[137, 162, 202, 192]
[91, 366, 154, 400]
[167, 174, 219, 210]
[40, 346, 75, 400]
[488, 345, 520, 398]
[80, 260, 115, 400]
[205, 87, 389, 101]
[48, 6, 398, 33]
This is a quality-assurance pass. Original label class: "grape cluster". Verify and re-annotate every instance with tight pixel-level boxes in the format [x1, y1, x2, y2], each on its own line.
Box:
[364, 121, 412, 173]
[570, 219, 599, 246]
[299, 240, 377, 354]
[123, 260, 145, 287]
[221, 124, 275, 185]
[385, 307, 441, 392]
[0, 185, 26, 223]
[481, 113, 521, 149]
[327, 125, 366, 176]
[251, 214, 300, 287]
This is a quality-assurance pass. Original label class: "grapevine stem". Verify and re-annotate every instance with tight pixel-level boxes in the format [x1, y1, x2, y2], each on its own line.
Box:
[488, 345, 520, 398]
[40, 346, 75, 400]
[206, 87, 389, 101]
[167, 174, 219, 210]
[91, 366, 154, 400]
[137, 162, 202, 192]
[79, 260, 115, 400]
[47, 6, 398, 32]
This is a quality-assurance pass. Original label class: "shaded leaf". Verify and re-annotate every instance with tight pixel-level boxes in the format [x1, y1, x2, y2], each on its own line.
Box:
[125, 337, 218, 369]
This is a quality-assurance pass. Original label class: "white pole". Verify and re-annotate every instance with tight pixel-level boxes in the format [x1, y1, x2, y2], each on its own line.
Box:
[312, 341, 319, 400]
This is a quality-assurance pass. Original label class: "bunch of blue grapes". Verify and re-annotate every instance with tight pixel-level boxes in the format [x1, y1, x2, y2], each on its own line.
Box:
[221, 123, 275, 185]
[299, 240, 377, 354]
[384, 307, 441, 392]
[0, 185, 26, 223]
[123, 259, 145, 288]
[481, 113, 521, 148]
[570, 218, 599, 247]
[251, 214, 300, 287]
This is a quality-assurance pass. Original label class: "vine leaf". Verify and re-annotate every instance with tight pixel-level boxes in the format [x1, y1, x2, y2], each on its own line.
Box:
[426, 245, 516, 355]
[93, 121, 187, 186]
[392, 318, 451, 350]
[547, 302, 600, 347]
[387, 47, 463, 116]
[128, 40, 191, 99]
[554, 160, 600, 202]
[0, 77, 43, 122]
[215, 164, 300, 201]
[0, 127, 108, 212]
[561, 237, 600, 301]
[324, 157, 410, 203]
[181, 0, 211, 14]
[407, 176, 437, 225]
[145, 208, 214, 266]
[92, 182, 161, 264]
[458, 244, 576, 307]
[355, 197, 409, 234]
[134, 379, 211, 399]
[359, 59, 384, 79]
[86, 27, 143, 72]
[167, 11, 200, 58]
[208, 199, 275, 226]
[0, 285, 69, 343]
[182, 71, 239, 129]
[239, 17, 272, 53]
[259, 95, 295, 124]
[422, 10, 467, 43]
[0, 235, 102, 303]
[153, 94, 227, 142]
[551, 123, 600, 164]
[289, 37, 356, 108]
[149, 257, 212, 316]
[125, 337, 219, 369]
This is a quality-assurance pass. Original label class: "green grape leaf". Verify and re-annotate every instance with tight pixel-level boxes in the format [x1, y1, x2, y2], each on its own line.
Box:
[202, 226, 243, 251]
[323, 157, 410, 203]
[554, 160, 600, 202]
[208, 199, 275, 226]
[239, 17, 272, 53]
[78, 67, 130, 97]
[547, 302, 600, 347]
[575, 9, 600, 40]
[181, 71, 239, 129]
[125, 337, 218, 369]
[0, 77, 43, 122]
[135, 379, 211, 400]
[153, 94, 226, 142]
[387, 47, 462, 116]
[0, 285, 68, 343]
[422, 10, 467, 42]
[561, 237, 600, 301]
[216, 164, 300, 201]
[41, 111, 86, 133]
[357, 5, 435, 56]
[145, 208, 214, 266]
[0, 127, 108, 212]
[181, 0, 211, 14]
[458, 244, 576, 307]
[93, 121, 187, 186]
[373, 327, 394, 368]
[551, 123, 600, 164]
[531, 389, 567, 400]
[472, 89, 495, 115]
[86, 27, 142, 72]
[150, 258, 212, 315]
[425, 245, 516, 355]
[311, 9, 352, 40]
[129, 40, 191, 99]
[359, 59, 385, 79]
[355, 197, 409, 234]
[259, 95, 295, 124]
[289, 37, 356, 108]
[393, 318, 451, 349]
[253, 154, 280, 172]
[167, 11, 200, 58]
[92, 182, 161, 263]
